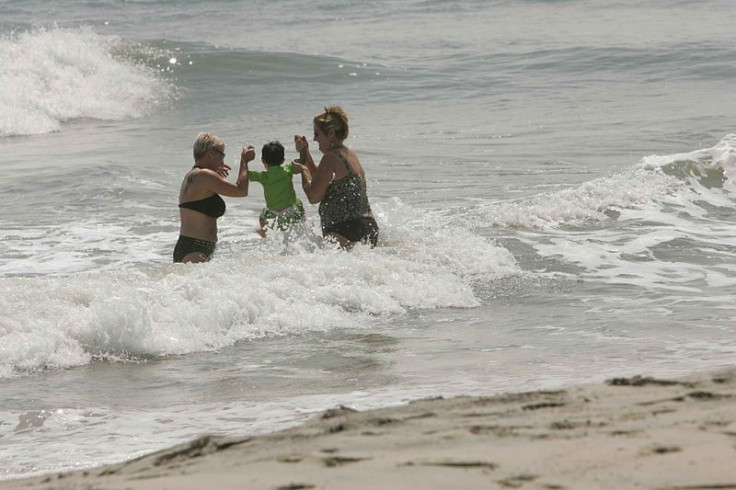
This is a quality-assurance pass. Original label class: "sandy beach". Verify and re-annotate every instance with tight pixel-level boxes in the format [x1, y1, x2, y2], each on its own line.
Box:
[2, 369, 735, 490]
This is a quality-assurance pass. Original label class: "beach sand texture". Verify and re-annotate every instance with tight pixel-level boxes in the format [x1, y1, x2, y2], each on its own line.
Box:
[3, 369, 735, 490]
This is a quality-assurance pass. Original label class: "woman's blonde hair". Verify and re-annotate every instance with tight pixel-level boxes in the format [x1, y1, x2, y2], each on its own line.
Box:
[313, 106, 349, 141]
[193, 132, 225, 160]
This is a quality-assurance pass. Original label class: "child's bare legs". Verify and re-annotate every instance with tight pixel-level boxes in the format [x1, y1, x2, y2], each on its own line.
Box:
[256, 215, 267, 238]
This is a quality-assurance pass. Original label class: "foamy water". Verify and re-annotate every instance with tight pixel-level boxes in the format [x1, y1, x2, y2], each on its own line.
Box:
[0, 27, 174, 137]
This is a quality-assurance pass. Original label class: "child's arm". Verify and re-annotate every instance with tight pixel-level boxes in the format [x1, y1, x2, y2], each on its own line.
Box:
[296, 164, 312, 200]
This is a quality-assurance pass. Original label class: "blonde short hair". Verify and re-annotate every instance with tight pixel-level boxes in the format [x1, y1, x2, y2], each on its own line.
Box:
[313, 106, 349, 141]
[193, 132, 225, 160]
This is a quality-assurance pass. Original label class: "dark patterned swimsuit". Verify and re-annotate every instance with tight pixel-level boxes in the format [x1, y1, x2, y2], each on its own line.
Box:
[318, 151, 379, 247]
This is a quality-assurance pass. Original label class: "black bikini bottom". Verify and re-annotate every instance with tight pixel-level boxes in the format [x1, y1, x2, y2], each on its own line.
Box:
[173, 235, 216, 263]
[323, 216, 379, 247]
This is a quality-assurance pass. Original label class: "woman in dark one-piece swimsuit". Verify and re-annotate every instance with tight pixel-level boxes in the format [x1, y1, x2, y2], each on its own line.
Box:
[293, 106, 379, 250]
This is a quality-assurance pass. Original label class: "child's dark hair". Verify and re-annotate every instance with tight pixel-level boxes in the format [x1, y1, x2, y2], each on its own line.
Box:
[262, 140, 285, 166]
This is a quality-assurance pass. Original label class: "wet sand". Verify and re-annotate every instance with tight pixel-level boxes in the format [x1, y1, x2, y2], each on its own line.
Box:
[3, 369, 735, 489]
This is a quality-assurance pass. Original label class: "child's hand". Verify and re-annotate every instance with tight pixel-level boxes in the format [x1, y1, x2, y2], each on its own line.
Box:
[294, 135, 308, 153]
[292, 162, 304, 174]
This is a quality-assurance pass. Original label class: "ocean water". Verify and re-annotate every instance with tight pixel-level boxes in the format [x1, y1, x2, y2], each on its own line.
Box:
[2, 0, 736, 479]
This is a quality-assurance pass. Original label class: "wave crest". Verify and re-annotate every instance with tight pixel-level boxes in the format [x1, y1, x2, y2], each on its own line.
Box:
[0, 26, 176, 137]
[468, 135, 736, 230]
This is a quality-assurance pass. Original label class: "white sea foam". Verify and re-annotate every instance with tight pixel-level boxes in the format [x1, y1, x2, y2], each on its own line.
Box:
[478, 135, 736, 292]
[467, 134, 736, 231]
[0, 202, 519, 378]
[469, 165, 683, 230]
[0, 26, 174, 137]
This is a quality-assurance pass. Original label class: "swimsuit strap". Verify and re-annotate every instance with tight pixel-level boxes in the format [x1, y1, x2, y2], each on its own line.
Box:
[335, 150, 353, 176]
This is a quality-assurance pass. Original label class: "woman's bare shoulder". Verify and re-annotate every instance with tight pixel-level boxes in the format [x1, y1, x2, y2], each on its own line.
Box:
[320, 150, 343, 166]
[344, 149, 365, 176]
[181, 167, 218, 197]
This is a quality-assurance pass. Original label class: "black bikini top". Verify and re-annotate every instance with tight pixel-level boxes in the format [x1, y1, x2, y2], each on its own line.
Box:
[179, 193, 226, 218]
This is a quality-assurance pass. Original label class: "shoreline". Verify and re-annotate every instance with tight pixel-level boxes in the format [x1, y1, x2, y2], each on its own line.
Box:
[3, 368, 736, 489]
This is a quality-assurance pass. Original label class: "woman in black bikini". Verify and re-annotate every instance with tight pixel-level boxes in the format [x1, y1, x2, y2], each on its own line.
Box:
[295, 106, 379, 249]
[174, 132, 256, 263]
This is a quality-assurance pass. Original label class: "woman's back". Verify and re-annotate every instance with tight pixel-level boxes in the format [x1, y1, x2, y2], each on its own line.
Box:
[318, 149, 372, 230]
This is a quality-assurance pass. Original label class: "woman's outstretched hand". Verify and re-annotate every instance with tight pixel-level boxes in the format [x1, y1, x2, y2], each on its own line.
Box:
[216, 164, 231, 177]
[294, 135, 308, 153]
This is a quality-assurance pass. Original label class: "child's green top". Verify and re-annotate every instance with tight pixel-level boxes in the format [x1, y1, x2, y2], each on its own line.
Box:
[249, 162, 300, 210]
